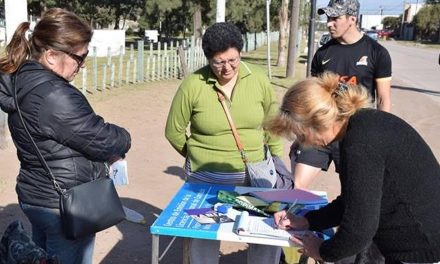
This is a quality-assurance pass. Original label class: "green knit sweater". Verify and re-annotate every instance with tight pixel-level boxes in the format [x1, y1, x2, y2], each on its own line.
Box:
[165, 62, 283, 172]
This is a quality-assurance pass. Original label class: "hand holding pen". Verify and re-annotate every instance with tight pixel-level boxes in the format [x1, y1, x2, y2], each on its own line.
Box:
[273, 199, 297, 229]
[273, 199, 309, 230]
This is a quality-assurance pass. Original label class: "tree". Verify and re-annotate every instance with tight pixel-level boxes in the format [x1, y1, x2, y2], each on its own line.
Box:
[227, 0, 266, 33]
[413, 3, 440, 42]
[286, 0, 300, 77]
[425, 0, 440, 4]
[28, 0, 58, 17]
[276, 0, 289, 67]
[138, 0, 183, 38]
[382, 16, 401, 31]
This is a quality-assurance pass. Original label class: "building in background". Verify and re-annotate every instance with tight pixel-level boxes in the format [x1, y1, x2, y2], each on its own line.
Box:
[360, 14, 399, 31]
[401, 3, 425, 40]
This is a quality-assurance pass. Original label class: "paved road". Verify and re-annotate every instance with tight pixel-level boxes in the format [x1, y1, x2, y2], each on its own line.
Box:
[380, 40, 440, 104]
[375, 40, 440, 160]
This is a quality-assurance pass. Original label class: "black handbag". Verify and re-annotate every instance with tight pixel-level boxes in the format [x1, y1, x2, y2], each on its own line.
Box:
[13, 72, 125, 240]
[59, 176, 125, 239]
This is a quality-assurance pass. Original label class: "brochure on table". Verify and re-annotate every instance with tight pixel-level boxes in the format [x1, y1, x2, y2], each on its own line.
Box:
[150, 183, 328, 247]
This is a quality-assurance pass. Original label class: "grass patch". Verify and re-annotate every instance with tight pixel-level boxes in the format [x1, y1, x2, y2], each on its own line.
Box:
[242, 41, 308, 90]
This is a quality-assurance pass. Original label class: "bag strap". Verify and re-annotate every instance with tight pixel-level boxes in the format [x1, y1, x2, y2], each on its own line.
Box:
[12, 69, 64, 194]
[216, 91, 248, 163]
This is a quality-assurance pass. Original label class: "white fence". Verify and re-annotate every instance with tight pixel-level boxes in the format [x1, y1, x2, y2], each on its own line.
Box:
[72, 31, 279, 94]
[0, 31, 279, 146]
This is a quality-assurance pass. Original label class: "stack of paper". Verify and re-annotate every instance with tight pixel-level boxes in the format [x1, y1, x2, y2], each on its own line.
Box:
[235, 211, 302, 241]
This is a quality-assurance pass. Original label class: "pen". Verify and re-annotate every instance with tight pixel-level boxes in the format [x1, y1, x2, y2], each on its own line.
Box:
[278, 199, 298, 228]
[286, 199, 299, 214]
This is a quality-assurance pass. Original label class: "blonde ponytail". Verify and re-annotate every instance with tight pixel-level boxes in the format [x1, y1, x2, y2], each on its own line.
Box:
[267, 71, 372, 142]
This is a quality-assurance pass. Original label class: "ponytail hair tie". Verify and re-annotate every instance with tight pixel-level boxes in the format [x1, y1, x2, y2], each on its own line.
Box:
[338, 82, 349, 92]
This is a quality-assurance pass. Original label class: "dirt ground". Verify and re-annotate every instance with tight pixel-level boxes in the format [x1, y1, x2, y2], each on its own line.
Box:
[1, 77, 439, 263]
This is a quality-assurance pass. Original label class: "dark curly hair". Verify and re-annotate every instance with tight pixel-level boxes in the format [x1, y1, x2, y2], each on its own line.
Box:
[202, 22, 243, 59]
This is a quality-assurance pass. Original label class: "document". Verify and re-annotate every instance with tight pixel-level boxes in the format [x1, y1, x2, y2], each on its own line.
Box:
[235, 211, 301, 240]
[110, 159, 129, 186]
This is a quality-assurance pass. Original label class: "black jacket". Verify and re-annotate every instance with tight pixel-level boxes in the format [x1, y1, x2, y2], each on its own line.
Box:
[0, 61, 131, 208]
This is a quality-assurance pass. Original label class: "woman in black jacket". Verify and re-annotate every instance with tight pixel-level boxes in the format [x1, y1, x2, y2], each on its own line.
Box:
[0, 8, 131, 264]
[269, 72, 440, 264]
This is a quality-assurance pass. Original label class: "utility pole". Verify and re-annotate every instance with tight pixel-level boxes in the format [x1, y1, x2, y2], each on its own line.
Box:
[306, 0, 317, 77]
[400, 1, 406, 40]
[266, 0, 272, 79]
[216, 0, 226, 22]
[286, 0, 301, 78]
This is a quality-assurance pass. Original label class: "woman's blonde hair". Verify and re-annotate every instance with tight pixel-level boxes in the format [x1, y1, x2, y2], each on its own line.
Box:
[267, 71, 373, 143]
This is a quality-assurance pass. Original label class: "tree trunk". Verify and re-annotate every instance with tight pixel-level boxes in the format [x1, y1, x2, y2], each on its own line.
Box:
[0, 112, 8, 149]
[193, 5, 202, 40]
[286, 0, 301, 78]
[277, 0, 289, 67]
[177, 45, 189, 78]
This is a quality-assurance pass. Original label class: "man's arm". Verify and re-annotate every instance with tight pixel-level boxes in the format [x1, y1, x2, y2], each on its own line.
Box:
[375, 77, 391, 112]
[290, 143, 331, 189]
[293, 163, 322, 189]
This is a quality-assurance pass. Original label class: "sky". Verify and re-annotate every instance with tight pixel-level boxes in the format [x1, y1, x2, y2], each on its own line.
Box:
[316, 0, 426, 15]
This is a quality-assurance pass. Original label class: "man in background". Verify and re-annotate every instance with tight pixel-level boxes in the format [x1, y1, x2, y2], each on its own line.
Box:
[289, 1, 391, 263]
[291, 0, 392, 189]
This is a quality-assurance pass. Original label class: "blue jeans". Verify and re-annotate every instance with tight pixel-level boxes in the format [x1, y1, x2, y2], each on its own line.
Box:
[20, 202, 95, 264]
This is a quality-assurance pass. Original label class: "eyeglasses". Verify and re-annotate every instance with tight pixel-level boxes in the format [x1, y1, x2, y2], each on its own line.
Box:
[61, 50, 89, 66]
[330, 0, 346, 5]
[210, 57, 240, 68]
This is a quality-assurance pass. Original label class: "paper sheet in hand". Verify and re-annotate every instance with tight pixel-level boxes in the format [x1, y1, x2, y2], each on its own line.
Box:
[110, 160, 128, 186]
[235, 211, 300, 240]
[250, 189, 326, 205]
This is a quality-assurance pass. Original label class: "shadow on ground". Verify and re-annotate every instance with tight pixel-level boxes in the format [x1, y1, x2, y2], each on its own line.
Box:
[102, 196, 248, 263]
[0, 203, 29, 238]
[392, 85, 440, 96]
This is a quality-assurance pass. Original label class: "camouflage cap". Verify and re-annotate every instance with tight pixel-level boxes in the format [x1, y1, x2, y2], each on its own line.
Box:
[318, 0, 360, 17]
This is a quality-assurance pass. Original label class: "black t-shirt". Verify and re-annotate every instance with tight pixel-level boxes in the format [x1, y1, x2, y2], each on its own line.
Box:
[293, 35, 392, 171]
[311, 34, 392, 100]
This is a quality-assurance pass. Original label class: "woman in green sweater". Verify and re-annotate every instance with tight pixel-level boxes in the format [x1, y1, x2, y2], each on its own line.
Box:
[165, 22, 283, 264]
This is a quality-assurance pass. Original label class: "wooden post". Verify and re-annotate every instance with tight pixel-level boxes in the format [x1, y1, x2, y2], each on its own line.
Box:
[165, 55, 169, 79]
[82, 68, 87, 94]
[152, 56, 156, 81]
[137, 40, 144, 82]
[189, 36, 195, 72]
[126, 60, 131, 84]
[157, 42, 161, 80]
[0, 111, 7, 149]
[93, 46, 97, 92]
[107, 46, 112, 66]
[146, 56, 150, 82]
[111, 63, 115, 88]
[118, 45, 123, 86]
[132, 59, 137, 84]
[174, 41, 179, 79]
[102, 64, 107, 91]
[161, 54, 165, 80]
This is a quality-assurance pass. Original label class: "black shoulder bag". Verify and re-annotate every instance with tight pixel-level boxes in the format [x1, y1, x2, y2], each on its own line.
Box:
[13, 71, 125, 240]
